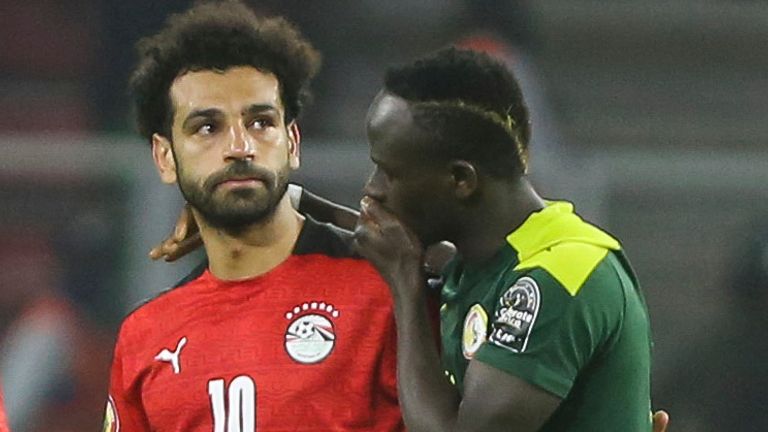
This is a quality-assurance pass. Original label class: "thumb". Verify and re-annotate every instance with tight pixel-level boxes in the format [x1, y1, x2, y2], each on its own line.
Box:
[173, 204, 194, 241]
[652, 410, 669, 432]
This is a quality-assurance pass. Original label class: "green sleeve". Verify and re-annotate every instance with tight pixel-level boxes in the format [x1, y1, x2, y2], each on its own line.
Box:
[473, 262, 624, 398]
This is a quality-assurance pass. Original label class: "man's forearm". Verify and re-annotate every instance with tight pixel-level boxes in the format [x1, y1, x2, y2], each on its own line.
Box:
[298, 186, 359, 230]
[392, 278, 460, 432]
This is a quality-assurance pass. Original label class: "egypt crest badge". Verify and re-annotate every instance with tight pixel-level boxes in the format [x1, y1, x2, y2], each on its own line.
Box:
[462, 303, 488, 359]
[284, 301, 340, 364]
[489, 277, 541, 353]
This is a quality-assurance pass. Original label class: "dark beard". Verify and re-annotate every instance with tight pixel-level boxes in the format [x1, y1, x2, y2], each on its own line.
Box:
[177, 160, 290, 233]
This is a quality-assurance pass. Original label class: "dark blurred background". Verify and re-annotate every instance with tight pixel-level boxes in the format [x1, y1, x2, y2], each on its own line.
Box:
[1, 0, 767, 430]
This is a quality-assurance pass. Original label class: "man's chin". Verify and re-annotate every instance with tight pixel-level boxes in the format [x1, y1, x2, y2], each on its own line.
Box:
[202, 208, 275, 231]
[188, 180, 288, 231]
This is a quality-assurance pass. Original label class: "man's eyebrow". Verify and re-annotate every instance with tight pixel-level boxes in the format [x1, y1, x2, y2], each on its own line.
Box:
[182, 108, 221, 127]
[244, 104, 278, 115]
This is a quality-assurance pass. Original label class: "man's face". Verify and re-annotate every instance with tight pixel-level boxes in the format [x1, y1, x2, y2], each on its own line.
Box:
[153, 66, 300, 231]
[363, 92, 453, 246]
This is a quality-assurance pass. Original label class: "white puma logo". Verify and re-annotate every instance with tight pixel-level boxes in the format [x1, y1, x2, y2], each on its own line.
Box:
[154, 337, 187, 374]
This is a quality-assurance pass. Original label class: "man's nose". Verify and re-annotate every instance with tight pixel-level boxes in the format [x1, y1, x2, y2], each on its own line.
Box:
[223, 123, 256, 161]
[362, 172, 385, 201]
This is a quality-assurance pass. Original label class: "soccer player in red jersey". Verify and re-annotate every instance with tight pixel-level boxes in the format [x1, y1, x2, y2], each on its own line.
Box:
[104, 1, 402, 430]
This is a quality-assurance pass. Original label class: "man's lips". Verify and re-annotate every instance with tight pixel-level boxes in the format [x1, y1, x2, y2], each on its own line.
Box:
[215, 177, 266, 189]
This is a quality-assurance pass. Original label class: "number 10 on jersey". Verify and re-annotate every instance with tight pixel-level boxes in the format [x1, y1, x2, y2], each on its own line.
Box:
[208, 375, 257, 432]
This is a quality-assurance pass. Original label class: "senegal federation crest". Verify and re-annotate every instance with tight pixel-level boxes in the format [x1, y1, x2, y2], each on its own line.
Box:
[462, 303, 489, 359]
[102, 396, 119, 432]
[284, 301, 340, 364]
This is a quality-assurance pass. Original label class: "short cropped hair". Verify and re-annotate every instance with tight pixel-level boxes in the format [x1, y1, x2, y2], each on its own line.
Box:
[384, 47, 530, 177]
[129, 0, 321, 142]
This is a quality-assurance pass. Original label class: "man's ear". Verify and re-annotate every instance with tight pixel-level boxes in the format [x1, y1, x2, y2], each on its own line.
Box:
[151, 133, 178, 184]
[448, 160, 478, 200]
[287, 121, 301, 170]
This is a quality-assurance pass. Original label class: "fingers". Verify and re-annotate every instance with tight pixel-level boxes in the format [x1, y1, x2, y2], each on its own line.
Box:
[148, 236, 181, 261]
[149, 205, 202, 262]
[353, 198, 384, 260]
[173, 204, 197, 242]
[148, 233, 179, 260]
[149, 232, 203, 262]
[355, 197, 382, 240]
[652, 410, 670, 432]
[164, 232, 203, 262]
[148, 244, 164, 260]
[358, 196, 423, 248]
[352, 214, 379, 252]
[360, 196, 389, 224]
[358, 196, 398, 240]
[355, 197, 424, 263]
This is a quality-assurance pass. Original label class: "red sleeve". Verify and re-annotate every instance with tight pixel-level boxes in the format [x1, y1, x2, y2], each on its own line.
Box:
[104, 327, 151, 432]
[0, 388, 9, 432]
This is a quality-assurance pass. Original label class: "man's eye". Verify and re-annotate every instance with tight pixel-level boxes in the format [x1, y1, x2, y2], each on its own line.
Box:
[196, 123, 216, 135]
[250, 118, 273, 129]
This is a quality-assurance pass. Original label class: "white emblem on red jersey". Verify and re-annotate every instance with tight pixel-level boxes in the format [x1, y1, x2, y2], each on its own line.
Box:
[154, 336, 187, 374]
[284, 302, 339, 364]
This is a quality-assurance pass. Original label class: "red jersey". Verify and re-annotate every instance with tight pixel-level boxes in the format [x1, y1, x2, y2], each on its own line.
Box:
[105, 217, 402, 431]
[0, 389, 8, 432]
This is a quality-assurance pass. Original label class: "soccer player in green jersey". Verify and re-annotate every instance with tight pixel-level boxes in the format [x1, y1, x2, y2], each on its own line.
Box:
[353, 47, 657, 431]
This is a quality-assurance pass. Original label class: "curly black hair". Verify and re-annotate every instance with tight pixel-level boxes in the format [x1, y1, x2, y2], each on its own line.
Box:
[384, 47, 530, 177]
[129, 0, 321, 142]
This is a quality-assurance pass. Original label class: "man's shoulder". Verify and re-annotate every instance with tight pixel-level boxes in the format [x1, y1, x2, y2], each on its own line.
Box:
[507, 202, 624, 296]
[289, 216, 387, 280]
[293, 215, 358, 258]
[497, 250, 634, 335]
[117, 218, 375, 338]
[118, 265, 207, 337]
[290, 217, 390, 290]
[115, 260, 208, 336]
[513, 241, 624, 297]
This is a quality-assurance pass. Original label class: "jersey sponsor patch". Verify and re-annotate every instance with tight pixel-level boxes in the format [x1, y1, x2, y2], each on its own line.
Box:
[489, 277, 541, 353]
[284, 301, 340, 364]
[102, 396, 119, 432]
[462, 303, 488, 359]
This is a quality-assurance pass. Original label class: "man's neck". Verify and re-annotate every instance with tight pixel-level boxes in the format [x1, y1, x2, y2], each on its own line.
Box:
[453, 179, 545, 266]
[195, 196, 305, 281]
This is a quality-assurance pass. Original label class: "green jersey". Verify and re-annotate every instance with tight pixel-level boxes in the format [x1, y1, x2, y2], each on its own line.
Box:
[440, 201, 652, 431]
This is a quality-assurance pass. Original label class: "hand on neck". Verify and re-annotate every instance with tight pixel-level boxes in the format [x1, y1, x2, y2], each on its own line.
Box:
[195, 196, 305, 281]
